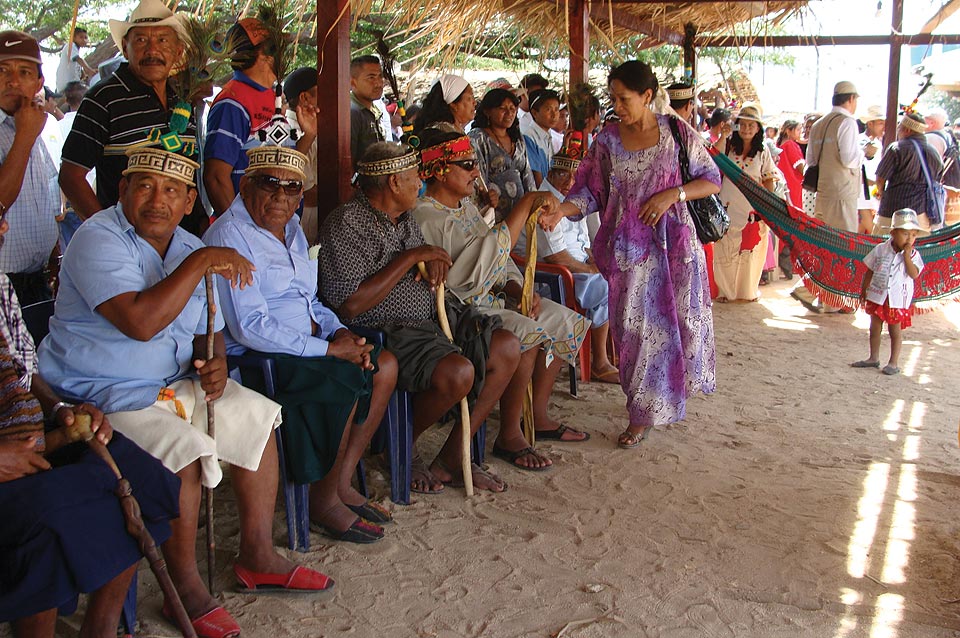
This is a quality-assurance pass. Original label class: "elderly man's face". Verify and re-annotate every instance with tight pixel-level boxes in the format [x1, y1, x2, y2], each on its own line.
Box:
[123, 26, 182, 86]
[0, 60, 43, 115]
[119, 172, 196, 252]
[393, 166, 421, 212]
[240, 167, 303, 238]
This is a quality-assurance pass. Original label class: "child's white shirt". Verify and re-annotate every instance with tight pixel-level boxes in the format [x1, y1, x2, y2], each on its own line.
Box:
[863, 239, 924, 308]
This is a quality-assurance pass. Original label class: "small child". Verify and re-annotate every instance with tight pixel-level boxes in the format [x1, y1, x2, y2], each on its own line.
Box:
[851, 208, 925, 375]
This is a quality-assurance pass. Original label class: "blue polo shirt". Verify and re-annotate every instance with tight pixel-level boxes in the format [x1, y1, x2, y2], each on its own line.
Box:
[205, 71, 274, 195]
[38, 204, 224, 413]
[203, 195, 345, 357]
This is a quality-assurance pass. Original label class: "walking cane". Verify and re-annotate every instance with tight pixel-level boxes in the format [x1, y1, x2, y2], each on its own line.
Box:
[519, 197, 547, 445]
[68, 414, 198, 638]
[203, 272, 216, 595]
[417, 262, 473, 496]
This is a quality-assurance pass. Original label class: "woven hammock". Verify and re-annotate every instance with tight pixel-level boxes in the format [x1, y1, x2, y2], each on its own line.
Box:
[712, 150, 960, 313]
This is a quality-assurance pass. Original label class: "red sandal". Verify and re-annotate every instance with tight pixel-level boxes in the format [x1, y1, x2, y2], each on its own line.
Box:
[162, 601, 241, 638]
[234, 563, 334, 593]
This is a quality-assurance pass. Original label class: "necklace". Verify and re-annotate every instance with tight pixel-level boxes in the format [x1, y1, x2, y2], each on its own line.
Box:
[488, 128, 513, 153]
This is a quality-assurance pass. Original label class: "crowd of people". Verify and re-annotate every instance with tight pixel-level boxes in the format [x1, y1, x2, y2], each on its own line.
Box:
[0, 0, 940, 635]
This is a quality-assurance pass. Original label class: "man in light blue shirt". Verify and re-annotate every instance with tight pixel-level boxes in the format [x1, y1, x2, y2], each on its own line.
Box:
[38, 146, 334, 634]
[204, 145, 398, 537]
[514, 152, 618, 383]
[0, 31, 60, 304]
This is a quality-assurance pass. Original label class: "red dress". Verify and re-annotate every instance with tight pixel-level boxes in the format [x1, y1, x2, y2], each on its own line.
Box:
[777, 139, 805, 210]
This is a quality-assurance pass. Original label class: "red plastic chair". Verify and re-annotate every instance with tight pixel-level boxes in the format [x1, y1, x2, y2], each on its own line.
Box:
[511, 254, 591, 394]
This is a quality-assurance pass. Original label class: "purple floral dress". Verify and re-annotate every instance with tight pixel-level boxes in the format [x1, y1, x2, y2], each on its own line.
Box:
[566, 116, 721, 426]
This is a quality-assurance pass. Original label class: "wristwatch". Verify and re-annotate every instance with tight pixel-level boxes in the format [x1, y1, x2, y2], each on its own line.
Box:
[677, 185, 687, 203]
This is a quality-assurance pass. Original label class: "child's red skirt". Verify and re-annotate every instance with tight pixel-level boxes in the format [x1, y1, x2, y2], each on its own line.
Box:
[864, 299, 912, 328]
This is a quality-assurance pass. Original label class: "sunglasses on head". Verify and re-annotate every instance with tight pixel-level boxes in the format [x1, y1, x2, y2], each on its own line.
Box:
[251, 174, 303, 196]
[449, 159, 477, 171]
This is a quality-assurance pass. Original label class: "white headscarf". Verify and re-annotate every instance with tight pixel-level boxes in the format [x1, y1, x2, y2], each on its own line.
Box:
[436, 74, 470, 104]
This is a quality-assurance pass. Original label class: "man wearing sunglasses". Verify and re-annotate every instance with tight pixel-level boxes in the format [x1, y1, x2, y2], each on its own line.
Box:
[412, 129, 591, 475]
[40, 146, 335, 637]
[203, 146, 399, 541]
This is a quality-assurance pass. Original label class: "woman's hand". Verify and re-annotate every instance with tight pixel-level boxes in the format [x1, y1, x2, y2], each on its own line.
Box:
[637, 188, 679, 226]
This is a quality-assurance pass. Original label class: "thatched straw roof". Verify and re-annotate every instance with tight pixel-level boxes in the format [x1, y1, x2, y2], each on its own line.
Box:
[351, 1, 809, 67]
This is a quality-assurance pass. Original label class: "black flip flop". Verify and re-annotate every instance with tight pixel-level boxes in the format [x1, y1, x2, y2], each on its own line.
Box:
[536, 424, 591, 442]
[491, 444, 552, 472]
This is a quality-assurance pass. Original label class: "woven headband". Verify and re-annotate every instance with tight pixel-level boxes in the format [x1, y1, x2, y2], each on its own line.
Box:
[667, 86, 695, 101]
[418, 136, 473, 180]
[900, 116, 926, 134]
[357, 148, 419, 176]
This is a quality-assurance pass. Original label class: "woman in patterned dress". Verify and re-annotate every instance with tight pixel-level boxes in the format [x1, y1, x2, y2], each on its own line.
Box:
[469, 88, 537, 221]
[713, 103, 778, 302]
[551, 60, 721, 447]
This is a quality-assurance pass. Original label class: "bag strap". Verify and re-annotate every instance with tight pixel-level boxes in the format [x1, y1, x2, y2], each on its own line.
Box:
[909, 138, 943, 216]
[668, 116, 693, 182]
[812, 113, 843, 165]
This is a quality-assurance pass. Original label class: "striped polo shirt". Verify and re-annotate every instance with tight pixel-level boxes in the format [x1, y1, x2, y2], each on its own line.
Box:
[61, 63, 197, 210]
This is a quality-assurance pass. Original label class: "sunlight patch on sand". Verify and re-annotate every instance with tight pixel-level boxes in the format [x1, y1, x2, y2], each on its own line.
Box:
[869, 593, 905, 638]
[847, 462, 889, 579]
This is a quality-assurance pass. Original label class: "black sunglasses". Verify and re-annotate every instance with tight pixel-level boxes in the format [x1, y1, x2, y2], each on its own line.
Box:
[449, 159, 478, 171]
[251, 175, 303, 196]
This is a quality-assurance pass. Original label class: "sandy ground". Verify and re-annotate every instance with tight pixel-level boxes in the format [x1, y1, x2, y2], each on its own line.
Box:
[51, 278, 960, 638]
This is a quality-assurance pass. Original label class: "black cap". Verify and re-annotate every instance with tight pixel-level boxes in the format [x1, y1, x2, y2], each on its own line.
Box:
[283, 67, 318, 106]
[43, 86, 62, 100]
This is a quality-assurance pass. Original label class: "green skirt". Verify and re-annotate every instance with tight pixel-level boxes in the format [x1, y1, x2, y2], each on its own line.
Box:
[246, 347, 380, 484]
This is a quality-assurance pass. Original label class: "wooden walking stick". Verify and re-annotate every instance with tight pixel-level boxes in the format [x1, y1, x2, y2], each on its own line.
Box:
[68, 414, 198, 638]
[519, 197, 548, 445]
[417, 262, 473, 496]
[203, 272, 216, 595]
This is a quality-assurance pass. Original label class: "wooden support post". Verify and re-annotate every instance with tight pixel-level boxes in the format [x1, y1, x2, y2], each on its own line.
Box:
[884, 0, 904, 149]
[569, 0, 590, 86]
[683, 23, 697, 81]
[317, 0, 352, 225]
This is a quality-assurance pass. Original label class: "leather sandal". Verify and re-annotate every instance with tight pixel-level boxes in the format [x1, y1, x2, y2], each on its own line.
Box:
[162, 602, 241, 638]
[234, 563, 334, 593]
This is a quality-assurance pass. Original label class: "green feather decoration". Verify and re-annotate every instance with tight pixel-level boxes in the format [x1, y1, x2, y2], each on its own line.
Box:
[255, 0, 296, 85]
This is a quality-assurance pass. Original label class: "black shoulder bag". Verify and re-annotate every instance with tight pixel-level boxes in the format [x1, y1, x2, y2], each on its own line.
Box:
[802, 113, 841, 192]
[667, 116, 729, 244]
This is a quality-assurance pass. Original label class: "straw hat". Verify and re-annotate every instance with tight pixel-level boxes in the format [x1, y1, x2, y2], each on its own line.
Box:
[860, 105, 885, 122]
[109, 0, 184, 51]
[833, 81, 858, 96]
[736, 102, 764, 124]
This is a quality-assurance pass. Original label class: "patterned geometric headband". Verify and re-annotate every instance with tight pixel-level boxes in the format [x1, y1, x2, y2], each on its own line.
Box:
[245, 146, 309, 180]
[122, 147, 199, 186]
[900, 115, 926, 134]
[667, 85, 695, 101]
[357, 148, 419, 176]
[418, 136, 473, 180]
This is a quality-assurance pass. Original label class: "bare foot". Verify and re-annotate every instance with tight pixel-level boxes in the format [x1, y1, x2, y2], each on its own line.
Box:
[411, 455, 444, 494]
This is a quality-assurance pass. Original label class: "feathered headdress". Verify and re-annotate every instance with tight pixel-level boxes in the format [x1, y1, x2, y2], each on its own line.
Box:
[374, 30, 417, 147]
[901, 71, 933, 116]
[254, 0, 300, 146]
[157, 13, 231, 156]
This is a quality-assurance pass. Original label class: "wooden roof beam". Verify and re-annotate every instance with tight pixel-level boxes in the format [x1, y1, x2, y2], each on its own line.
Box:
[919, 0, 960, 34]
[588, 4, 685, 45]
[697, 33, 960, 46]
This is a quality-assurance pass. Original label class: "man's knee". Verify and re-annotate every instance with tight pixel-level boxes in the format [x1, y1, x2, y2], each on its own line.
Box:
[431, 353, 474, 399]
[375, 349, 399, 387]
[489, 329, 520, 368]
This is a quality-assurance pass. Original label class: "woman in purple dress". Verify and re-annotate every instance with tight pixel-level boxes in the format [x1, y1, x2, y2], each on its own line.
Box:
[551, 60, 721, 447]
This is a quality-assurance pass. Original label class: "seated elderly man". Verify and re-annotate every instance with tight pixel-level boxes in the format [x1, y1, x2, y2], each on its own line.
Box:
[515, 148, 618, 384]
[412, 128, 591, 473]
[203, 146, 397, 540]
[38, 147, 331, 638]
[320, 142, 520, 494]
[0, 215, 180, 638]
